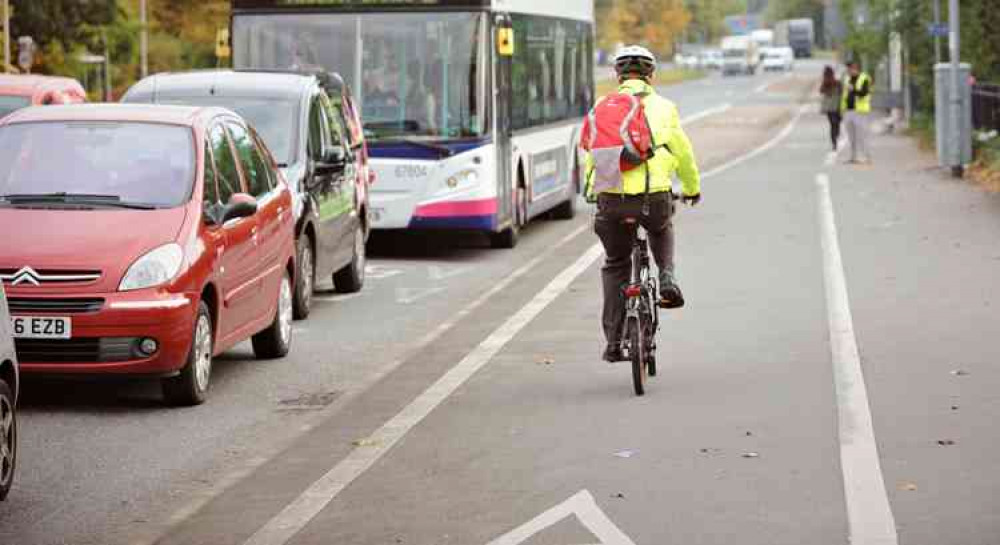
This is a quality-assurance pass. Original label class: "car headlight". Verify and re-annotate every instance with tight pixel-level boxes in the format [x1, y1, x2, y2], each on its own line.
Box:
[119, 243, 184, 292]
[446, 169, 479, 189]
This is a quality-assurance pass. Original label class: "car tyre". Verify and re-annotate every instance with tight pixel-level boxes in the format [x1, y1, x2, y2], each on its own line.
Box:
[333, 223, 366, 293]
[292, 236, 314, 320]
[0, 379, 15, 501]
[162, 301, 213, 407]
[253, 271, 294, 359]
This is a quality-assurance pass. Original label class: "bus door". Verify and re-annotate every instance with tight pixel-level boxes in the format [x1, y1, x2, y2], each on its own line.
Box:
[493, 13, 514, 229]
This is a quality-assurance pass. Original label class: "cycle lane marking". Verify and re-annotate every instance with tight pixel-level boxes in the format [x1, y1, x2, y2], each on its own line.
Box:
[242, 243, 605, 545]
[816, 173, 898, 545]
[487, 490, 636, 545]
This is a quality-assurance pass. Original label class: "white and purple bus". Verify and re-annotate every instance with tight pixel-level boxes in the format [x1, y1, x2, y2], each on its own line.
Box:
[231, 0, 594, 248]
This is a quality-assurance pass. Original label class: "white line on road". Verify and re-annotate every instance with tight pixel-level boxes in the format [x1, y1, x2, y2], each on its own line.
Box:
[488, 490, 636, 545]
[701, 104, 809, 179]
[816, 173, 898, 545]
[680, 102, 732, 126]
[242, 242, 604, 545]
[132, 224, 593, 545]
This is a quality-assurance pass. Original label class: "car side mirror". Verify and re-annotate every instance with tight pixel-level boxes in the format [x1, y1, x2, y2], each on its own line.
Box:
[221, 193, 258, 223]
[322, 146, 346, 166]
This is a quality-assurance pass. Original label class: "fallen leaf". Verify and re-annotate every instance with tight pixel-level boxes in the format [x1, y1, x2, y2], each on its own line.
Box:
[614, 449, 638, 459]
[745, 431, 753, 437]
[610, 492, 626, 499]
[741, 452, 760, 459]
[951, 370, 969, 376]
[897, 482, 918, 491]
[537, 357, 556, 365]
[353, 438, 382, 447]
[937, 439, 956, 446]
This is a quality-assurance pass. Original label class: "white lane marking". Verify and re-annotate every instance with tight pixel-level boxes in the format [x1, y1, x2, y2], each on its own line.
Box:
[679, 103, 732, 126]
[816, 173, 898, 545]
[488, 490, 636, 545]
[428, 264, 471, 281]
[132, 224, 593, 545]
[365, 264, 404, 280]
[242, 241, 603, 545]
[311, 292, 365, 303]
[702, 104, 808, 179]
[396, 286, 447, 305]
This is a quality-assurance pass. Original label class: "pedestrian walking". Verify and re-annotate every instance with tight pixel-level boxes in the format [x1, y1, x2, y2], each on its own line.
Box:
[842, 60, 873, 164]
[819, 65, 842, 152]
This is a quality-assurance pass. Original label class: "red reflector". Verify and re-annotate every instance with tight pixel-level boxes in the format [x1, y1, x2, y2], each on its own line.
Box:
[624, 285, 642, 298]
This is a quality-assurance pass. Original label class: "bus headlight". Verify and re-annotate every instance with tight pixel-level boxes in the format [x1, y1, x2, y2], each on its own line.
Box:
[446, 169, 479, 189]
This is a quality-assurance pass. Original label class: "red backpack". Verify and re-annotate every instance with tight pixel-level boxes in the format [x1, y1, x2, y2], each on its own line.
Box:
[580, 92, 657, 195]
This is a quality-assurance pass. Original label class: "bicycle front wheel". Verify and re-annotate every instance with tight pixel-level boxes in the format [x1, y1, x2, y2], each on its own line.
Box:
[628, 316, 646, 396]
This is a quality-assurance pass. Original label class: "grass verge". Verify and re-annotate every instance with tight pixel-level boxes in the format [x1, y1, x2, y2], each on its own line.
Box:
[595, 69, 706, 97]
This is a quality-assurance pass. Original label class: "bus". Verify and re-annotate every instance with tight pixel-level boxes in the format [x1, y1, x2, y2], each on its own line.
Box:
[230, 0, 595, 248]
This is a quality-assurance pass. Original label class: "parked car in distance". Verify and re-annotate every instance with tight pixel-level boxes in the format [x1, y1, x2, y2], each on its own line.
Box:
[0, 104, 296, 405]
[0, 74, 86, 119]
[122, 70, 371, 320]
[761, 47, 795, 72]
[0, 286, 18, 501]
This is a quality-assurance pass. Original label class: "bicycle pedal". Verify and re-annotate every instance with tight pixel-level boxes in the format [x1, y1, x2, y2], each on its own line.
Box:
[657, 298, 684, 309]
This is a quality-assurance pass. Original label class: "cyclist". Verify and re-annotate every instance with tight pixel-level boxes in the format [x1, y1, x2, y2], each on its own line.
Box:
[585, 45, 702, 363]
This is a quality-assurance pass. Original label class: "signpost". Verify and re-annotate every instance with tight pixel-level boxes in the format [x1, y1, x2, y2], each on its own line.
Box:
[215, 28, 230, 65]
[17, 35, 34, 73]
[2, 0, 9, 73]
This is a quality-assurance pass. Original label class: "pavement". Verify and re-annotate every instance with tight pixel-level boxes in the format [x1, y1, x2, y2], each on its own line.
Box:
[3, 62, 999, 545]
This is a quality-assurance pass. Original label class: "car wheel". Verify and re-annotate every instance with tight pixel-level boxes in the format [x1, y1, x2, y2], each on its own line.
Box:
[333, 223, 366, 293]
[0, 379, 15, 501]
[293, 236, 314, 320]
[162, 301, 213, 406]
[252, 270, 294, 359]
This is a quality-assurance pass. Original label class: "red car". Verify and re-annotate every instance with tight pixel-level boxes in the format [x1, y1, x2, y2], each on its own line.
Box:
[0, 74, 86, 119]
[0, 104, 296, 405]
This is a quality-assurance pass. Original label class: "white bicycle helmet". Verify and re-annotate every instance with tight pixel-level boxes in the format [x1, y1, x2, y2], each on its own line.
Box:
[614, 45, 657, 78]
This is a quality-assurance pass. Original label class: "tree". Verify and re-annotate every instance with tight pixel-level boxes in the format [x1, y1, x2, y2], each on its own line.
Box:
[601, 0, 692, 57]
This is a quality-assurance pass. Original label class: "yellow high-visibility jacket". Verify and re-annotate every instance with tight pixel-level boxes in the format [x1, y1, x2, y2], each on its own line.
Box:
[584, 79, 700, 197]
[841, 72, 872, 114]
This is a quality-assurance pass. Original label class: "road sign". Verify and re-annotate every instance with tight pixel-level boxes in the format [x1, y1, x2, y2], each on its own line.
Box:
[927, 23, 948, 37]
[487, 490, 637, 545]
[215, 28, 230, 58]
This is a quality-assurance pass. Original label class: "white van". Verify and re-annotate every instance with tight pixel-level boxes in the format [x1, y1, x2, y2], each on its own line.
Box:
[721, 36, 757, 76]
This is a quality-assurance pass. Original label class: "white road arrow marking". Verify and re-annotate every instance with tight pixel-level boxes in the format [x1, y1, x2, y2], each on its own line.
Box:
[487, 490, 637, 545]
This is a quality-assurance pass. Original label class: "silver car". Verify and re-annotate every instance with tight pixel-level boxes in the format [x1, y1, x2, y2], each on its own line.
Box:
[0, 286, 18, 501]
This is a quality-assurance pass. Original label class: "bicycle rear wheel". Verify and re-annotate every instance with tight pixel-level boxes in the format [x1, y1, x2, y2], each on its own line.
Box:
[627, 317, 646, 396]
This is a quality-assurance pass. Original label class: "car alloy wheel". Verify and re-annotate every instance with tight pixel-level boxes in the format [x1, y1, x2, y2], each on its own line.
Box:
[294, 239, 314, 319]
[193, 312, 213, 394]
[0, 396, 12, 484]
[278, 274, 293, 348]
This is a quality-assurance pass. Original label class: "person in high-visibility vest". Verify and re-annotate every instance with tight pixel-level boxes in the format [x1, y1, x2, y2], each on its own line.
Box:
[841, 61, 873, 164]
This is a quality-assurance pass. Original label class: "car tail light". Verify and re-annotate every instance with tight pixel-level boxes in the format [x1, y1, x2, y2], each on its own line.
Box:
[624, 285, 642, 298]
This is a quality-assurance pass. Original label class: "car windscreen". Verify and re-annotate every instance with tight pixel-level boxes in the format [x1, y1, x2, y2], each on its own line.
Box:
[0, 121, 195, 208]
[154, 97, 297, 166]
[0, 96, 31, 119]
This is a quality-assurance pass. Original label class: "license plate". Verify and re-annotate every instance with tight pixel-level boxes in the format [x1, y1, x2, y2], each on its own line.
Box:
[12, 316, 72, 339]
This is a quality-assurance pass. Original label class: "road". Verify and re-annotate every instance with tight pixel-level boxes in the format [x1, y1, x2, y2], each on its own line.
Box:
[4, 62, 1000, 545]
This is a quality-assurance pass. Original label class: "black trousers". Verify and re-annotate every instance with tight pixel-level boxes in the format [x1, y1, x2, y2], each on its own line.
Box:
[594, 192, 675, 345]
[827, 111, 842, 149]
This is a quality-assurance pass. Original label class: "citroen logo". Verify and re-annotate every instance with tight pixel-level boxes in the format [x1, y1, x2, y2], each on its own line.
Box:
[9, 266, 41, 286]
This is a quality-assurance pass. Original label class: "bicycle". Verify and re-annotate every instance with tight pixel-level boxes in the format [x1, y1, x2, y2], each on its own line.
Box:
[619, 217, 660, 396]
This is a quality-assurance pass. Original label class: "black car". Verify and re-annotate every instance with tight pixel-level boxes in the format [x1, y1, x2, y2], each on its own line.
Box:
[122, 70, 370, 319]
